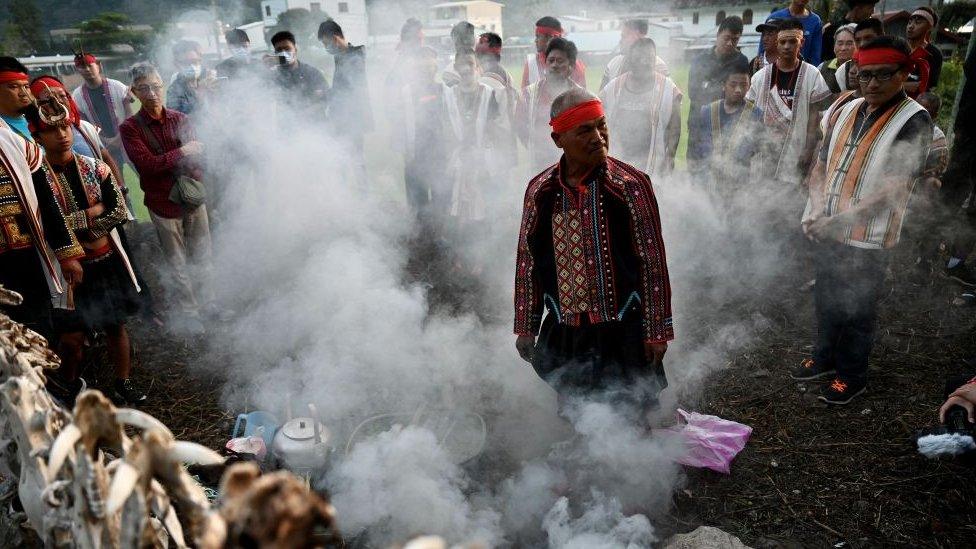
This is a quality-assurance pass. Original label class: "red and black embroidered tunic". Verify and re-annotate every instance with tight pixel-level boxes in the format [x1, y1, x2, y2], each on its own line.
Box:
[514, 157, 674, 343]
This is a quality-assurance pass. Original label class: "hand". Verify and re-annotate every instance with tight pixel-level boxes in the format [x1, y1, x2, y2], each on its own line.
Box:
[644, 341, 667, 363]
[86, 203, 106, 218]
[923, 177, 942, 191]
[181, 140, 204, 156]
[515, 335, 535, 363]
[939, 383, 976, 423]
[102, 134, 121, 148]
[60, 259, 83, 287]
[801, 211, 822, 240]
[806, 214, 845, 243]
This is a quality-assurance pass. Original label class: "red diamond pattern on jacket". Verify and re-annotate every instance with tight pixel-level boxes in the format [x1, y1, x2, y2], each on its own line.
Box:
[553, 210, 590, 314]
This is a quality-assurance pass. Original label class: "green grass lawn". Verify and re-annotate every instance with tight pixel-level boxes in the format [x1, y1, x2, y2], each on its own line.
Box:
[122, 164, 150, 222]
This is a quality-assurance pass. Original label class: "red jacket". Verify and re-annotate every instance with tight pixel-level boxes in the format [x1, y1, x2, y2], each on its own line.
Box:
[119, 108, 200, 218]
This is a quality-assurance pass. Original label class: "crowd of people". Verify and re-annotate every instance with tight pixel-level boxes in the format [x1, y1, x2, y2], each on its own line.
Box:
[0, 4, 973, 424]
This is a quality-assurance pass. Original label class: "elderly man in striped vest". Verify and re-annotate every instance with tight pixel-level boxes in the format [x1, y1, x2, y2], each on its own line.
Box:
[796, 37, 932, 405]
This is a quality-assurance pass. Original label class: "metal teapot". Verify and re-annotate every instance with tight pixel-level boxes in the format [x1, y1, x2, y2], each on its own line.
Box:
[271, 403, 331, 475]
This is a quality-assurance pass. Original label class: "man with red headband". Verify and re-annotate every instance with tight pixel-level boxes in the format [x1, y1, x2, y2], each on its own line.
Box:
[746, 18, 831, 184]
[0, 57, 85, 344]
[26, 97, 146, 405]
[32, 75, 160, 326]
[514, 88, 673, 415]
[71, 52, 135, 168]
[517, 38, 585, 174]
[798, 37, 932, 404]
[0, 57, 35, 142]
[521, 17, 586, 89]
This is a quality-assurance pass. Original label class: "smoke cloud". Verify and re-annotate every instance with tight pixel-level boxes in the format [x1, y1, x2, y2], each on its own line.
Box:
[143, 5, 926, 544]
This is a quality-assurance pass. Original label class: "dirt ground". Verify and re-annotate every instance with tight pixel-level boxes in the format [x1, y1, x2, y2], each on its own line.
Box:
[102, 222, 976, 549]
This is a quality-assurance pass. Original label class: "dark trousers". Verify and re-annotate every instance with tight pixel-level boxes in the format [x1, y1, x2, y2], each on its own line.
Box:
[942, 130, 976, 258]
[0, 248, 54, 339]
[813, 242, 889, 384]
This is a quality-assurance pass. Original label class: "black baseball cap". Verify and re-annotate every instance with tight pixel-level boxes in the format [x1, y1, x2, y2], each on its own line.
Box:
[756, 18, 783, 33]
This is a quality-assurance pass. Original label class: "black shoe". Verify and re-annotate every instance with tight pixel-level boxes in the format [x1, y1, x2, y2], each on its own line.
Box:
[945, 262, 976, 287]
[789, 358, 837, 381]
[47, 376, 87, 408]
[818, 378, 867, 405]
[113, 378, 147, 406]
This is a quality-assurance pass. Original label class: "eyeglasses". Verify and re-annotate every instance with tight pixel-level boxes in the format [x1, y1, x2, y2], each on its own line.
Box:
[856, 69, 899, 83]
[133, 84, 164, 95]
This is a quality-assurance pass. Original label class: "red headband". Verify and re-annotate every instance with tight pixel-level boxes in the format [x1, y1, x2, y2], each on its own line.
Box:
[536, 25, 563, 37]
[29, 77, 82, 125]
[550, 99, 605, 133]
[854, 47, 912, 68]
[0, 71, 29, 84]
[74, 53, 97, 66]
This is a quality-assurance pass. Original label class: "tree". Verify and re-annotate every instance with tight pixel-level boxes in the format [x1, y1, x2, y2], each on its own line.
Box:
[268, 8, 329, 49]
[7, 0, 44, 53]
[78, 12, 150, 54]
[939, 1, 976, 33]
[0, 22, 31, 56]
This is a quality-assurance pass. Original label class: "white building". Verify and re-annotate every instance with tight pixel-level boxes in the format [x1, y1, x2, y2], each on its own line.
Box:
[260, 0, 368, 44]
[428, 0, 504, 37]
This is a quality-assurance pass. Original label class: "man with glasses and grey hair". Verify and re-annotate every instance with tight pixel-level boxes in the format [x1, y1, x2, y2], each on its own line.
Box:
[119, 62, 215, 335]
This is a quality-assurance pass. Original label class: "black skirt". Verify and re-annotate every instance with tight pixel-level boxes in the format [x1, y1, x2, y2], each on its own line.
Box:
[70, 249, 140, 331]
[0, 248, 55, 338]
[531, 309, 668, 411]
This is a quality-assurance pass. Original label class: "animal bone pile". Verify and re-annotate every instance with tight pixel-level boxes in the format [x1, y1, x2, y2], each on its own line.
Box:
[0, 285, 341, 548]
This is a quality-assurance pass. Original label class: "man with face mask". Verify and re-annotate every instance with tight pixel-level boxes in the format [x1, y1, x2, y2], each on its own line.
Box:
[166, 40, 213, 115]
[800, 37, 932, 404]
[514, 88, 673, 416]
[319, 19, 373, 188]
[269, 31, 329, 117]
[215, 29, 254, 80]
[600, 38, 683, 177]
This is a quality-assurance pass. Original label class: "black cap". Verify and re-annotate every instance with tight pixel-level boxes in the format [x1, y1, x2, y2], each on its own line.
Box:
[756, 18, 783, 33]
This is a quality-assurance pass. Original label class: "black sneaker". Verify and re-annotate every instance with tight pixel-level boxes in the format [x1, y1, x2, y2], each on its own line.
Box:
[112, 378, 147, 406]
[818, 378, 867, 405]
[47, 376, 87, 408]
[945, 262, 976, 287]
[789, 358, 837, 381]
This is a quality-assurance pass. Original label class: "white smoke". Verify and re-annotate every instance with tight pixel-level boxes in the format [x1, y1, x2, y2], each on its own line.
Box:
[144, 4, 871, 544]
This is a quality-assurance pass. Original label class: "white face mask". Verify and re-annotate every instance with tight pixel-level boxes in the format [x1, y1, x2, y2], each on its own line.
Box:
[181, 63, 202, 79]
[232, 46, 249, 58]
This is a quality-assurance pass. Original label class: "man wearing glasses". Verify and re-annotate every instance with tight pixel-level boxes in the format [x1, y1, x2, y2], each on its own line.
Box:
[119, 62, 214, 335]
[797, 37, 932, 405]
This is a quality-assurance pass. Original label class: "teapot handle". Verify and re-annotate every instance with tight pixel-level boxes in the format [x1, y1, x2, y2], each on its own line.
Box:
[308, 403, 321, 443]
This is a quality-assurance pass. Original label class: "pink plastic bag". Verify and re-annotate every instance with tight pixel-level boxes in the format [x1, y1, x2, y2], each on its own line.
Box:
[667, 409, 752, 474]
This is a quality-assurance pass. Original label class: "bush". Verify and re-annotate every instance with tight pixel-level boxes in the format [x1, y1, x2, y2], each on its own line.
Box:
[936, 58, 963, 130]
